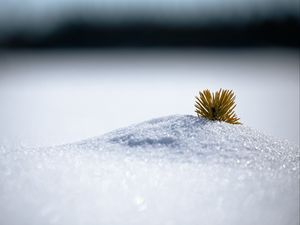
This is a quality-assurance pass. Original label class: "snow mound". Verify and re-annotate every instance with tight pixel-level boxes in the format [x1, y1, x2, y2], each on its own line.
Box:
[74, 115, 298, 169]
[0, 115, 299, 225]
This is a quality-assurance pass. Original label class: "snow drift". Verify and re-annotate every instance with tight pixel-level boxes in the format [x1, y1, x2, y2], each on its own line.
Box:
[0, 115, 299, 225]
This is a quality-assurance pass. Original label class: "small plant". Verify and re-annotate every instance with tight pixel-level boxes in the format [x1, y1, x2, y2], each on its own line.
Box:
[195, 89, 241, 124]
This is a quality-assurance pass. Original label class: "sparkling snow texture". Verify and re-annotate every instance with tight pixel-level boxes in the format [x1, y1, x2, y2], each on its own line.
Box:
[0, 115, 299, 225]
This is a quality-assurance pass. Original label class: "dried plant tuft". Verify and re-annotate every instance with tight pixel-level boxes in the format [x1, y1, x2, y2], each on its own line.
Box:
[195, 89, 241, 124]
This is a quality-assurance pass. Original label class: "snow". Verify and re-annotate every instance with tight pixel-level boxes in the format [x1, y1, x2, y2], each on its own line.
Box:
[1, 50, 299, 146]
[0, 115, 299, 225]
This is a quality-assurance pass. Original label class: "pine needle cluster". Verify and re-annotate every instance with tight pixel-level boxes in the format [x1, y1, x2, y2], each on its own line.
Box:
[195, 89, 241, 124]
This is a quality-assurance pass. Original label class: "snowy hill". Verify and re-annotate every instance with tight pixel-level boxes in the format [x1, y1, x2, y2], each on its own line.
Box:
[0, 115, 299, 225]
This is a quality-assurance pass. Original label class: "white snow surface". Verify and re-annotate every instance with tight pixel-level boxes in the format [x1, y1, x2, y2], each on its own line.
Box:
[0, 115, 299, 225]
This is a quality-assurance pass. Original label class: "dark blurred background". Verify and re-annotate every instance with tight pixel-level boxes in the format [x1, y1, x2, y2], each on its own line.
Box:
[0, 0, 299, 48]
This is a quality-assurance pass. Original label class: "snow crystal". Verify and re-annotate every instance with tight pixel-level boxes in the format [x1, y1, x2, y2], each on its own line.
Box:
[0, 115, 299, 225]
